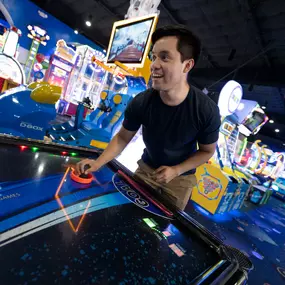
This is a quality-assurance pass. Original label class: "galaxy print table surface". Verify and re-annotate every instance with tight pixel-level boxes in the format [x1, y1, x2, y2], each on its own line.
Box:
[0, 135, 250, 285]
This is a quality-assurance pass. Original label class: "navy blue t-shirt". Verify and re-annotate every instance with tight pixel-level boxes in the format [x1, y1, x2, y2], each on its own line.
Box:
[123, 86, 221, 174]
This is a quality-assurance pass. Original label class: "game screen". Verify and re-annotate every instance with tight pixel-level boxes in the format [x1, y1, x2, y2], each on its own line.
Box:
[107, 18, 154, 64]
[243, 110, 266, 132]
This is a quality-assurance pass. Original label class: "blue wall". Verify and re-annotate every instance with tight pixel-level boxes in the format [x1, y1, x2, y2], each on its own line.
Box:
[3, 0, 104, 55]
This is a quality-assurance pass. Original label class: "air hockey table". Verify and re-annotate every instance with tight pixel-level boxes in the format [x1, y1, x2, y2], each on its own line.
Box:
[0, 135, 252, 285]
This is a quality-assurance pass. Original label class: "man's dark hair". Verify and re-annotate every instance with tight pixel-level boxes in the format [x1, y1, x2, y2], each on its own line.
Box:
[151, 25, 201, 64]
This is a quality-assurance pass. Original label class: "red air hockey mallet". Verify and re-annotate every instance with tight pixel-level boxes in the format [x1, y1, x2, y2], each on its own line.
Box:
[70, 164, 93, 184]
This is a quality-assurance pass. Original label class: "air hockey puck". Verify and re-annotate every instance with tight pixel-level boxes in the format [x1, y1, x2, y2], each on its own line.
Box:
[70, 170, 93, 184]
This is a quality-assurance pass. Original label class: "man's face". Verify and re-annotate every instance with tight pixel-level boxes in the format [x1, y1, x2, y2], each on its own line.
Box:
[150, 36, 191, 91]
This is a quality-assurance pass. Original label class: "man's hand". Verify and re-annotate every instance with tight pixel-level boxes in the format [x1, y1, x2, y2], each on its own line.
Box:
[75, 159, 101, 175]
[153, 166, 180, 184]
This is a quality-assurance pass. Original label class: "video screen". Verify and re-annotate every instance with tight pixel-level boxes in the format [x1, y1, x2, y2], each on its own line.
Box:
[107, 18, 154, 64]
[243, 110, 266, 132]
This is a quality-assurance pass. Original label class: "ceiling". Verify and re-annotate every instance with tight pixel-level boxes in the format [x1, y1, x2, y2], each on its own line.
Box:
[31, 0, 285, 148]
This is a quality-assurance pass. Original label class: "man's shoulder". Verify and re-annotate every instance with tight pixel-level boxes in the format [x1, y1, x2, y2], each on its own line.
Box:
[191, 86, 215, 104]
[131, 88, 156, 105]
[190, 85, 219, 112]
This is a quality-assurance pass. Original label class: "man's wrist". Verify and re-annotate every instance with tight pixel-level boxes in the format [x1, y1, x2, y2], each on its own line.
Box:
[173, 164, 183, 176]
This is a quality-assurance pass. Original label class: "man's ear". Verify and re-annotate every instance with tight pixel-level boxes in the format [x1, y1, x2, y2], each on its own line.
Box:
[183, 59, 195, 73]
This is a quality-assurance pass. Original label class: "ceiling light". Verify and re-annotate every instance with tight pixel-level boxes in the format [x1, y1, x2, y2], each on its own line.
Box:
[275, 129, 280, 133]
[74, 29, 78, 34]
[269, 119, 274, 123]
[261, 106, 266, 109]
[103, 49, 106, 53]
[283, 143, 285, 146]
[85, 15, 93, 27]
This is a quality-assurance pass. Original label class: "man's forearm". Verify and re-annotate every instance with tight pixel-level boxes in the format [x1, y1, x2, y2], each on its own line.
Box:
[96, 134, 128, 167]
[175, 150, 214, 175]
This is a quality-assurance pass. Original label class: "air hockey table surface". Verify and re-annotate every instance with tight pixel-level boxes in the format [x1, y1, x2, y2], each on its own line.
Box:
[0, 135, 252, 285]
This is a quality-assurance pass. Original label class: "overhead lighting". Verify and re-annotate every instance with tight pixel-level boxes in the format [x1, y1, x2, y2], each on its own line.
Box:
[269, 119, 274, 123]
[275, 129, 280, 133]
[86, 14, 93, 27]
[261, 106, 266, 110]
[283, 143, 285, 146]
[74, 29, 79, 34]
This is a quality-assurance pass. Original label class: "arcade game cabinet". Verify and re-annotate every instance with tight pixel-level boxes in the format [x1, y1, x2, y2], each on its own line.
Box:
[62, 46, 107, 116]
[0, 83, 61, 140]
[191, 81, 268, 214]
[0, 134, 253, 284]
[0, 26, 26, 91]
[47, 14, 157, 150]
[44, 40, 77, 96]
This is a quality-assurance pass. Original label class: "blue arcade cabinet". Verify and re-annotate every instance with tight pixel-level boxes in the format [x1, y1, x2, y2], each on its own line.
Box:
[0, 83, 61, 140]
[47, 91, 133, 149]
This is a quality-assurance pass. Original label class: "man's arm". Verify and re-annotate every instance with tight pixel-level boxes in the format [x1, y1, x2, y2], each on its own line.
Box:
[76, 126, 137, 174]
[175, 142, 216, 175]
[76, 92, 144, 174]
[96, 127, 137, 166]
[154, 143, 216, 183]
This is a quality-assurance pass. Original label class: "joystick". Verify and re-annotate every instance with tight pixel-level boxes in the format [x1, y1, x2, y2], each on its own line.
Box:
[70, 164, 93, 184]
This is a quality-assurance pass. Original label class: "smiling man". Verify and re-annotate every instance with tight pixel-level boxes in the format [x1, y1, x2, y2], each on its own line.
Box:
[76, 25, 221, 211]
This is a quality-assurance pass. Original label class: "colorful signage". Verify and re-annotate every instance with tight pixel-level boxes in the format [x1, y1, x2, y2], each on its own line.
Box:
[218, 80, 243, 117]
[55, 40, 77, 64]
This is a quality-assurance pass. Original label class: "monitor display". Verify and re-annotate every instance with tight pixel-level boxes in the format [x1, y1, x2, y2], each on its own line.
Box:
[243, 110, 266, 132]
[106, 14, 158, 67]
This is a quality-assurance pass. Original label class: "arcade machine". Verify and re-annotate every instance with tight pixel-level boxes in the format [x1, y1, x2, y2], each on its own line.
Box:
[24, 25, 50, 83]
[259, 151, 284, 178]
[192, 81, 268, 214]
[240, 140, 263, 174]
[61, 46, 107, 117]
[271, 162, 285, 200]
[254, 146, 272, 175]
[47, 13, 157, 152]
[0, 134, 252, 285]
[220, 100, 268, 177]
[0, 82, 61, 140]
[231, 101, 270, 205]
[44, 39, 77, 96]
[0, 25, 26, 92]
[0, 21, 8, 50]
[191, 81, 250, 214]
[245, 151, 285, 204]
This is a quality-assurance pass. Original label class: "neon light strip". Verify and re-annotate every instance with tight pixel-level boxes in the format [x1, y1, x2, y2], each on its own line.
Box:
[54, 167, 91, 232]
[54, 167, 70, 197]
[56, 199, 91, 232]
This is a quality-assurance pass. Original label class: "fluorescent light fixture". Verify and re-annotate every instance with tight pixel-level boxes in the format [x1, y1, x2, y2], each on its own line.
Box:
[275, 129, 280, 133]
[269, 119, 274, 123]
[262, 106, 266, 109]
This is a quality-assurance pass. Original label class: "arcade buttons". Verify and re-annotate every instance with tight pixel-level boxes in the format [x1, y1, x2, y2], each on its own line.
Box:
[70, 164, 93, 184]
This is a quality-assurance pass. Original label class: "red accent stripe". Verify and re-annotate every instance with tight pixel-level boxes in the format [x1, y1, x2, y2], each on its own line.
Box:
[117, 170, 173, 217]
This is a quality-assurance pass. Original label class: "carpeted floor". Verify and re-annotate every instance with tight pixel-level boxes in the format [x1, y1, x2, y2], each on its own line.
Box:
[185, 197, 285, 285]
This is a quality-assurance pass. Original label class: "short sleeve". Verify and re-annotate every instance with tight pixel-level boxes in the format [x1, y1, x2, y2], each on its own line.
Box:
[197, 105, 221, 144]
[122, 95, 142, 131]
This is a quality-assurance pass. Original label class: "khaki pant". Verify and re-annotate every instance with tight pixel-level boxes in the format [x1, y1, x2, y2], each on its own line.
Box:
[134, 159, 197, 211]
